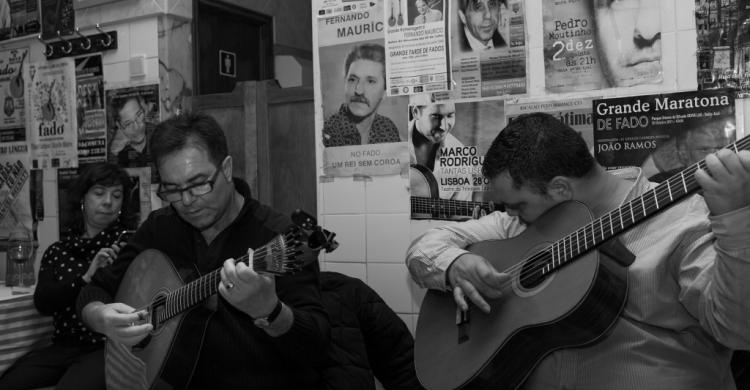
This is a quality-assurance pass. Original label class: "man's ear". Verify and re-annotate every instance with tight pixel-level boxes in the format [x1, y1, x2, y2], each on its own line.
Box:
[546, 176, 573, 201]
[458, 10, 467, 25]
[222, 155, 233, 181]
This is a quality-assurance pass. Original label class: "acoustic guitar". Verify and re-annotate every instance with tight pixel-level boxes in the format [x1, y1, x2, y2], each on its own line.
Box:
[410, 164, 493, 220]
[388, 0, 396, 26]
[9, 50, 26, 99]
[41, 80, 56, 122]
[397, 0, 404, 25]
[105, 210, 338, 390]
[415, 136, 750, 390]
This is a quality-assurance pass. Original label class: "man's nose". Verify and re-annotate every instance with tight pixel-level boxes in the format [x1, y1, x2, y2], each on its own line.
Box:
[354, 80, 365, 95]
[633, 3, 661, 46]
[180, 190, 197, 206]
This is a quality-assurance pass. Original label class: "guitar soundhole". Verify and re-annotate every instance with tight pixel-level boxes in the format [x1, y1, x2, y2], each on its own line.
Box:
[519, 258, 547, 289]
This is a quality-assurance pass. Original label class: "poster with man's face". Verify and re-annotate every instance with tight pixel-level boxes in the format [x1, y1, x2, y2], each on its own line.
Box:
[317, 0, 409, 177]
[105, 84, 159, 182]
[543, 0, 663, 92]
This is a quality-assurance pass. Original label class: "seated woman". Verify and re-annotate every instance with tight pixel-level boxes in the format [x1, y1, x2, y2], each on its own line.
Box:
[0, 163, 137, 390]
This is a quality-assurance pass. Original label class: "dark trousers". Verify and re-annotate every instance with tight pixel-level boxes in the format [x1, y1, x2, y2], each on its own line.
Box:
[0, 343, 105, 390]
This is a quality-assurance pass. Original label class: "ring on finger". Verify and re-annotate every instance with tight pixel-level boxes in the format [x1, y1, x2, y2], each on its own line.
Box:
[224, 281, 235, 290]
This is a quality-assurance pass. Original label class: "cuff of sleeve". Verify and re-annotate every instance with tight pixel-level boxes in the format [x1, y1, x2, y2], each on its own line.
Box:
[435, 247, 471, 291]
[75, 285, 113, 318]
[709, 205, 750, 248]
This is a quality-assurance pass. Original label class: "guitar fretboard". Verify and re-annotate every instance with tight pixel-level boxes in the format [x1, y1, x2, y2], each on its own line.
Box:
[411, 196, 492, 219]
[534, 136, 749, 277]
[152, 231, 300, 324]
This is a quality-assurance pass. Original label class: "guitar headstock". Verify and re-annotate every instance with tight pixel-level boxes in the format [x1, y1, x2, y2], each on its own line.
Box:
[257, 210, 339, 275]
[291, 209, 339, 253]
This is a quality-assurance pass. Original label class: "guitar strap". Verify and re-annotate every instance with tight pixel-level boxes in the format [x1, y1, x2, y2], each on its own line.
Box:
[598, 238, 635, 268]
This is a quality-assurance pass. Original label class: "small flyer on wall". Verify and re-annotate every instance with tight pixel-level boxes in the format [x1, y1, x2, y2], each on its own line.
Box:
[593, 89, 736, 182]
[26, 57, 78, 169]
[543, 0, 662, 92]
[317, 0, 409, 177]
[75, 54, 106, 164]
[105, 84, 159, 181]
[384, 0, 450, 96]
[696, 0, 750, 96]
[440, 0, 526, 100]
[408, 95, 503, 220]
[0, 149, 33, 242]
[505, 97, 598, 150]
[0, 48, 28, 143]
[3, 0, 41, 41]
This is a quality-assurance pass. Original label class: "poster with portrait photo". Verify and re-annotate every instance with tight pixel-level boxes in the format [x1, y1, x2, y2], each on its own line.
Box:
[543, 0, 662, 92]
[0, 48, 27, 143]
[26, 57, 78, 169]
[105, 84, 159, 182]
[593, 89, 736, 182]
[75, 54, 106, 164]
[444, 0, 527, 100]
[408, 95, 503, 221]
[0, 147, 32, 240]
[317, 0, 409, 177]
[506, 97, 598, 151]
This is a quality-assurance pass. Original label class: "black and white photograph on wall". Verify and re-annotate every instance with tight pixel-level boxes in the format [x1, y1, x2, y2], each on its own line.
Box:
[543, 0, 663, 92]
[317, 0, 409, 177]
[444, 0, 527, 99]
[0, 48, 27, 143]
[409, 95, 502, 221]
[105, 84, 159, 181]
[1, 0, 40, 41]
[75, 54, 106, 164]
[40, 0, 74, 39]
[26, 57, 78, 169]
[593, 89, 737, 183]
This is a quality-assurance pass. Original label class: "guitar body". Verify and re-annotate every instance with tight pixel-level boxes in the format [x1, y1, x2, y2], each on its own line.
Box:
[106, 249, 199, 390]
[415, 201, 628, 390]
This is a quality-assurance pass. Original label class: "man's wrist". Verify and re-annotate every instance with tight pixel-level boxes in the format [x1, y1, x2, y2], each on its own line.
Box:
[82, 302, 105, 331]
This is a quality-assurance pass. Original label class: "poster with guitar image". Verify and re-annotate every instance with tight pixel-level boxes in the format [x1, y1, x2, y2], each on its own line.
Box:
[408, 95, 503, 221]
[384, 0, 449, 96]
[0, 48, 28, 143]
[25, 57, 78, 169]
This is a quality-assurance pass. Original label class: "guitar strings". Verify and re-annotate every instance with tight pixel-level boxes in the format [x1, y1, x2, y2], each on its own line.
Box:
[148, 230, 304, 324]
[487, 137, 749, 293]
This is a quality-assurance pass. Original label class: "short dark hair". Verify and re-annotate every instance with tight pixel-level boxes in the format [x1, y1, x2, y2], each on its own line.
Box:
[150, 111, 229, 169]
[482, 112, 595, 194]
[64, 162, 135, 234]
[459, 0, 507, 13]
[343, 43, 386, 82]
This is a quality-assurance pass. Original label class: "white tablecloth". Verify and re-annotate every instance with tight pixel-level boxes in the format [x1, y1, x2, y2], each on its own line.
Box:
[0, 286, 53, 375]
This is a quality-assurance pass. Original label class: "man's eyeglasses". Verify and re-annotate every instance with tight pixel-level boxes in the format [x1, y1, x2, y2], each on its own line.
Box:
[118, 108, 145, 130]
[157, 169, 220, 203]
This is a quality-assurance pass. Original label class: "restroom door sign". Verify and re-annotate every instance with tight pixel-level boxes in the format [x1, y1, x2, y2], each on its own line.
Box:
[219, 50, 237, 78]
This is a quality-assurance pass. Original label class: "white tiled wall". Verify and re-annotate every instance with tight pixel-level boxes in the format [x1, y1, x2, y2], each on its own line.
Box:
[315, 0, 750, 336]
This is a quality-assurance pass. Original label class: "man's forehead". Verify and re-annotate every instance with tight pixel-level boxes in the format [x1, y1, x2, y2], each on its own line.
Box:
[347, 59, 383, 76]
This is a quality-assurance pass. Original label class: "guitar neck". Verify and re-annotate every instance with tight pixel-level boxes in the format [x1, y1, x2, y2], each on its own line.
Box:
[154, 233, 298, 324]
[411, 196, 490, 218]
[539, 135, 750, 277]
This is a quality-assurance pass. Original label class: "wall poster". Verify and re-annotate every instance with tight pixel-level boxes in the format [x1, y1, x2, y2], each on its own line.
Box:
[317, 0, 409, 177]
[543, 0, 663, 92]
[593, 89, 737, 182]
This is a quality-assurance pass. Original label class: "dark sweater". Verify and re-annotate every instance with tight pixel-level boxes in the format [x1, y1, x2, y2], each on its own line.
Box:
[76, 179, 330, 389]
[321, 272, 424, 390]
[34, 223, 126, 347]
